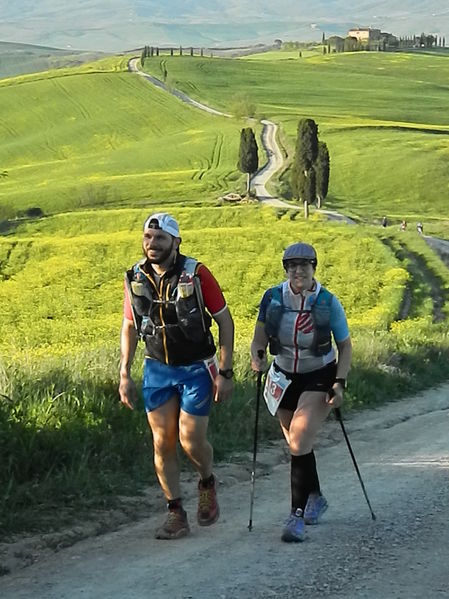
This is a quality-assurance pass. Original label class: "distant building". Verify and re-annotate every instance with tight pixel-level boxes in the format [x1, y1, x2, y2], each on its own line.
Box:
[327, 35, 345, 52]
[347, 27, 397, 50]
[348, 27, 381, 43]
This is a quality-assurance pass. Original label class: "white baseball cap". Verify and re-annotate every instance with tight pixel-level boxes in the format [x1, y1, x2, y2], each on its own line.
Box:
[143, 213, 180, 237]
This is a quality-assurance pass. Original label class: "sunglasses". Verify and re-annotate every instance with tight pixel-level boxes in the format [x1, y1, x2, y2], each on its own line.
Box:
[285, 259, 315, 270]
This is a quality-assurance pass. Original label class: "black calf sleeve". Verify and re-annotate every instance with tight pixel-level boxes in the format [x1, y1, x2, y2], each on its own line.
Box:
[309, 450, 321, 495]
[291, 451, 320, 511]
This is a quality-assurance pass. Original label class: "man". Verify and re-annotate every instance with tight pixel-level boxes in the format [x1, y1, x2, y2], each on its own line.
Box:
[119, 212, 234, 540]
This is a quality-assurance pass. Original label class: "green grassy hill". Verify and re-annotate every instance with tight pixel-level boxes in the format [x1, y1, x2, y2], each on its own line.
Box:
[2, 51, 449, 232]
[143, 51, 449, 230]
[0, 56, 243, 220]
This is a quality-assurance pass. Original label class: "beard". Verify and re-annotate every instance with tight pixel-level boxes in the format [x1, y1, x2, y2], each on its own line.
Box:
[143, 238, 176, 265]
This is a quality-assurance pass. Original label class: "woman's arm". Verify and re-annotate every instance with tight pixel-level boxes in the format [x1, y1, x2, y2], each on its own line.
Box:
[250, 321, 269, 371]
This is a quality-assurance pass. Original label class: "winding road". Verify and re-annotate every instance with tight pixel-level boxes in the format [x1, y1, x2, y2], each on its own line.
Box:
[128, 58, 354, 222]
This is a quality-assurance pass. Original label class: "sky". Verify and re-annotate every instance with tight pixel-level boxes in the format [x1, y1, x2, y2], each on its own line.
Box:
[0, 0, 447, 52]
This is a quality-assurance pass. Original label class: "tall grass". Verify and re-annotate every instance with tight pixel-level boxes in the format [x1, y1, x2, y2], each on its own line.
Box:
[1, 205, 449, 536]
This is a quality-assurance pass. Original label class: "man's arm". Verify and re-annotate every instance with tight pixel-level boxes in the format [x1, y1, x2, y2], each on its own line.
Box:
[119, 317, 139, 410]
[212, 307, 234, 402]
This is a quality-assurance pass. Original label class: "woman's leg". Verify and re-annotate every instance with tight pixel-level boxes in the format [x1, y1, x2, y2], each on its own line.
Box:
[279, 392, 330, 512]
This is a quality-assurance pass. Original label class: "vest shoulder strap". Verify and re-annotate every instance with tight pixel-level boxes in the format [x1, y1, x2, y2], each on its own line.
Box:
[315, 286, 333, 307]
[182, 256, 199, 277]
[270, 283, 283, 304]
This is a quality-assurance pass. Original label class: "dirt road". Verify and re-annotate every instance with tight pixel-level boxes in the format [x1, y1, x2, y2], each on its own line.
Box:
[2, 384, 449, 598]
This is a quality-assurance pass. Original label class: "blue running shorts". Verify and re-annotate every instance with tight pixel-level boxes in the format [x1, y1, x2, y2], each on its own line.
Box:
[142, 358, 213, 416]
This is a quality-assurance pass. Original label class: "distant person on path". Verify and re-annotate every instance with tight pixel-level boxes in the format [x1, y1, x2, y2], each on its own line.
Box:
[381, 216, 388, 228]
[416, 221, 424, 235]
[119, 212, 234, 540]
[250, 242, 352, 543]
[400, 220, 407, 231]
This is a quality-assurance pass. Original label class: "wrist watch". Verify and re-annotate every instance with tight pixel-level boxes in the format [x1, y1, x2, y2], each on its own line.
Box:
[334, 377, 347, 390]
[219, 368, 234, 379]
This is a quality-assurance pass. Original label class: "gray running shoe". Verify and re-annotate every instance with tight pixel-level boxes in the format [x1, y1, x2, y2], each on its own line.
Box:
[304, 493, 328, 525]
[155, 509, 190, 540]
[281, 508, 306, 542]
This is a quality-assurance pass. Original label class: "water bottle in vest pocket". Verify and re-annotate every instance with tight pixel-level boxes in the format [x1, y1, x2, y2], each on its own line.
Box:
[176, 271, 207, 343]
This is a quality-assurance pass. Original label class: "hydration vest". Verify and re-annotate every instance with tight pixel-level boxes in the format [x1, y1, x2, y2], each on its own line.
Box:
[264, 283, 333, 357]
[124, 254, 215, 365]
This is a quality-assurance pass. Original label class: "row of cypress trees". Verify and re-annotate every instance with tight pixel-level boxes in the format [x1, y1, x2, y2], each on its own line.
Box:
[291, 118, 330, 210]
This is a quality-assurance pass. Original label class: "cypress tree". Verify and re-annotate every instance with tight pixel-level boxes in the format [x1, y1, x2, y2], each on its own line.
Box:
[237, 128, 259, 195]
[315, 141, 330, 208]
[291, 118, 318, 210]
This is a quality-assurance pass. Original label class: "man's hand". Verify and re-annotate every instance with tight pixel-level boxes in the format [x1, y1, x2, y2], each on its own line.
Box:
[213, 375, 233, 403]
[326, 383, 344, 408]
[119, 375, 138, 410]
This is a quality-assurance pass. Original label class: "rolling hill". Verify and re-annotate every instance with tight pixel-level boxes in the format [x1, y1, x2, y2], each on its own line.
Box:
[0, 41, 109, 80]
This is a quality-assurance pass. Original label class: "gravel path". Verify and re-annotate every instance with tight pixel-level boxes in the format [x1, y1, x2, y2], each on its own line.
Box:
[2, 384, 449, 598]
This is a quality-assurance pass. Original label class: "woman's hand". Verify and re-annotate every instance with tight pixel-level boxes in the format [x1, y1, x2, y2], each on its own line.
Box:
[326, 382, 344, 408]
[250, 348, 268, 373]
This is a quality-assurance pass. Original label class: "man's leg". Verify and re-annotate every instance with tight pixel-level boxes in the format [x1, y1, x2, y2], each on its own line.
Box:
[147, 395, 190, 539]
[178, 411, 213, 479]
[179, 411, 219, 526]
[147, 395, 182, 500]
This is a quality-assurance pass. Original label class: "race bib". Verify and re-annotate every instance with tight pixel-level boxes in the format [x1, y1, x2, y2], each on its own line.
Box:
[203, 355, 219, 382]
[263, 363, 291, 416]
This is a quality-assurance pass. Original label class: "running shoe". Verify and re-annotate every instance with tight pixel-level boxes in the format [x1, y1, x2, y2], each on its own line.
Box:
[197, 475, 220, 526]
[304, 493, 328, 525]
[155, 508, 190, 540]
[281, 508, 305, 542]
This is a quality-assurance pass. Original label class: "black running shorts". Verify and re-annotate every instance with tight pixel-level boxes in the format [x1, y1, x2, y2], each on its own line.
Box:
[276, 361, 337, 412]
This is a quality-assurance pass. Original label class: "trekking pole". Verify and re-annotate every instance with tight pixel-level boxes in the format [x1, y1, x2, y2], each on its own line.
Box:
[334, 407, 376, 521]
[248, 350, 264, 532]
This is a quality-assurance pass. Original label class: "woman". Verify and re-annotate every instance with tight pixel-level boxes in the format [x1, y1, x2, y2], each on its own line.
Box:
[250, 242, 352, 542]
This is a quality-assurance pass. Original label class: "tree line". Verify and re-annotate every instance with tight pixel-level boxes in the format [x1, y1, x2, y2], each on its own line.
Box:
[141, 45, 207, 66]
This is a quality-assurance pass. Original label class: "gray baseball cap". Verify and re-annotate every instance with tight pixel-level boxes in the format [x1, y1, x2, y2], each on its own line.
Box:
[143, 212, 180, 237]
[283, 242, 317, 263]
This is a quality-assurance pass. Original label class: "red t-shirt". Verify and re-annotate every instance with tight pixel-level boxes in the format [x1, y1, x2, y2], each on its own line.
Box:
[123, 263, 226, 321]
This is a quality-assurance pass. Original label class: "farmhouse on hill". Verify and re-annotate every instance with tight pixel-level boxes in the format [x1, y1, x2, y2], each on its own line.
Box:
[347, 27, 397, 51]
